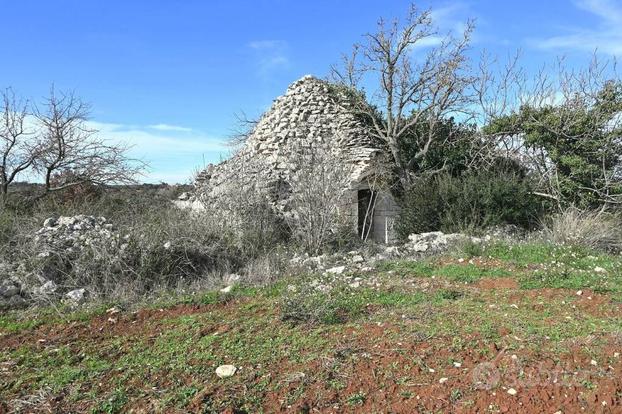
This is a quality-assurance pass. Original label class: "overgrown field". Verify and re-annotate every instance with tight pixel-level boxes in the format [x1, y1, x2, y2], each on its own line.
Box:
[2, 241, 622, 413]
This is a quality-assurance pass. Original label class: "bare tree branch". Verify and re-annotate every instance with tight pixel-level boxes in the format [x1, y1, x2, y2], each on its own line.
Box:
[0, 88, 37, 198]
[33, 86, 146, 195]
[331, 4, 476, 185]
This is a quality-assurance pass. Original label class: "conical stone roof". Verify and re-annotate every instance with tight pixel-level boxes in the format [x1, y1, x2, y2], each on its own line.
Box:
[193, 75, 388, 202]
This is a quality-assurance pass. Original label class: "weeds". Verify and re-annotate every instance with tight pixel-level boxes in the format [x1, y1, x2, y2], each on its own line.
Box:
[543, 207, 622, 252]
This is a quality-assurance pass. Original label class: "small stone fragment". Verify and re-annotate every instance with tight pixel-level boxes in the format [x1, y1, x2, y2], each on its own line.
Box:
[507, 388, 517, 396]
[215, 364, 237, 378]
[351, 255, 364, 264]
[65, 288, 87, 304]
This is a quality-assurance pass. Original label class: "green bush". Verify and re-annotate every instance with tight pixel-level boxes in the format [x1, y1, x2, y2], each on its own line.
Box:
[396, 162, 543, 238]
[394, 175, 443, 236]
[437, 165, 542, 232]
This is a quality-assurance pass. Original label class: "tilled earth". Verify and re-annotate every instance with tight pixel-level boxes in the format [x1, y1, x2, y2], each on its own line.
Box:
[2, 250, 622, 413]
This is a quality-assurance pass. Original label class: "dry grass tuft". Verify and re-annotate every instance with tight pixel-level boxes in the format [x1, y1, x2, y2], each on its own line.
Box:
[542, 207, 622, 252]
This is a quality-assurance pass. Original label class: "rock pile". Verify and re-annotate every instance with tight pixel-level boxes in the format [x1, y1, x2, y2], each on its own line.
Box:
[289, 231, 484, 278]
[0, 273, 26, 310]
[404, 232, 482, 253]
[0, 215, 123, 310]
[34, 215, 120, 255]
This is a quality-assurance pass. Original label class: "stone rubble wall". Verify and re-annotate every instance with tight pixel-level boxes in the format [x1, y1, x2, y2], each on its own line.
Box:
[0, 215, 127, 310]
[192, 75, 389, 206]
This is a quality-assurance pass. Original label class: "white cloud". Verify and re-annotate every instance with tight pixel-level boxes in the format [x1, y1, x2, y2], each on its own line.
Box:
[89, 121, 229, 183]
[148, 123, 193, 133]
[247, 39, 291, 76]
[534, 0, 622, 55]
[410, 35, 445, 50]
[12, 118, 224, 184]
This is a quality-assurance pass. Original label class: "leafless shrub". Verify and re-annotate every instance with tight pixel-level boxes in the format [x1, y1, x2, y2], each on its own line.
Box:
[197, 158, 289, 259]
[240, 250, 290, 285]
[285, 145, 356, 254]
[542, 207, 622, 252]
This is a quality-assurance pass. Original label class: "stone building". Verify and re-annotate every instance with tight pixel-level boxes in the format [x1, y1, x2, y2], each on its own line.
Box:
[186, 75, 400, 243]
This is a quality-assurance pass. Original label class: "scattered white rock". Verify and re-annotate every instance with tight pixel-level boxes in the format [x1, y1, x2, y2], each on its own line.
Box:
[590, 359, 597, 366]
[439, 377, 448, 384]
[326, 266, 346, 275]
[106, 306, 121, 315]
[35, 215, 120, 257]
[220, 285, 233, 294]
[36, 280, 58, 296]
[453, 362, 462, 368]
[576, 290, 583, 296]
[507, 388, 517, 396]
[351, 255, 364, 264]
[384, 246, 401, 256]
[225, 273, 241, 284]
[0, 280, 20, 298]
[405, 232, 481, 255]
[594, 266, 607, 274]
[65, 288, 87, 304]
[215, 364, 237, 378]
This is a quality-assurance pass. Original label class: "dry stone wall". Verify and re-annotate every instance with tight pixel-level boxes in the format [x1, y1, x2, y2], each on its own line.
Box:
[192, 75, 389, 206]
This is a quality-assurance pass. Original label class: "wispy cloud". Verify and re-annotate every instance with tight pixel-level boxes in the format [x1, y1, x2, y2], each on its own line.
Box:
[410, 2, 474, 50]
[248, 39, 291, 76]
[90, 121, 229, 183]
[533, 0, 622, 55]
[148, 123, 193, 133]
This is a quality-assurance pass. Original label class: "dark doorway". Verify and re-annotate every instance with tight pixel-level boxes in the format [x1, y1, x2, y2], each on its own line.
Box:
[358, 189, 377, 240]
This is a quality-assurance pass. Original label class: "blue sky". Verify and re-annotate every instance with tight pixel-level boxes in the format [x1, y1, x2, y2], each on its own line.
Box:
[1, 0, 620, 183]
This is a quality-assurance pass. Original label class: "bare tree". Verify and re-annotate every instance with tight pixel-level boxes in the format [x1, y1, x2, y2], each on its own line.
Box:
[0, 88, 37, 198]
[331, 4, 476, 184]
[33, 87, 144, 195]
